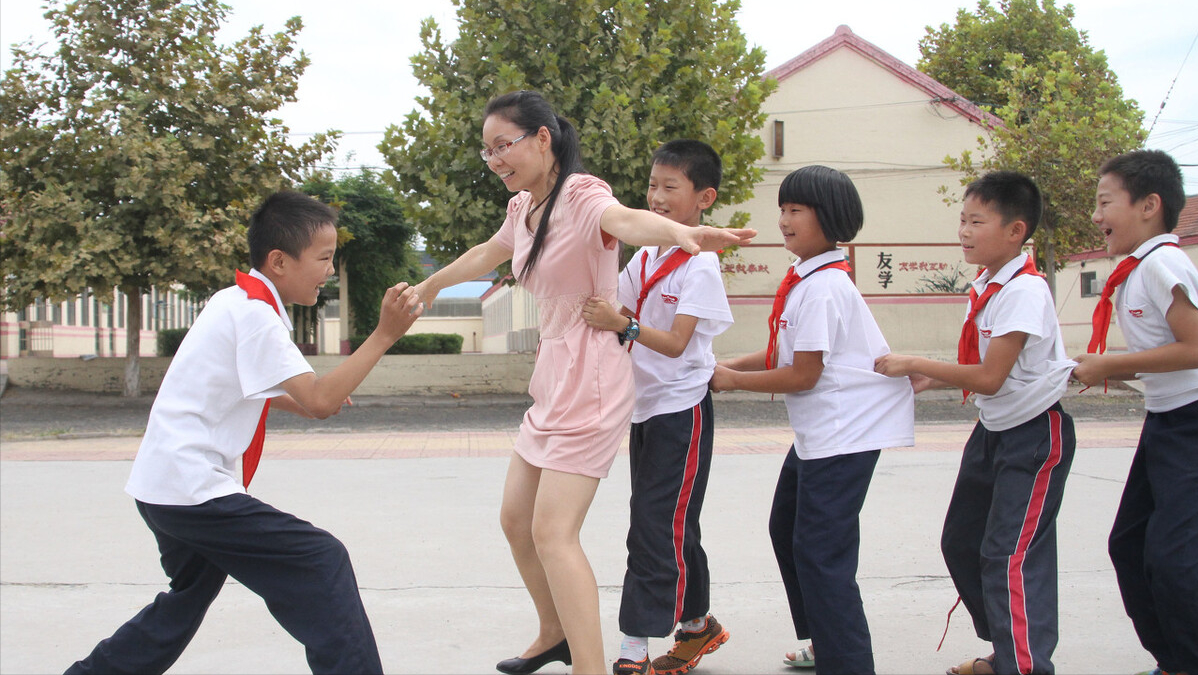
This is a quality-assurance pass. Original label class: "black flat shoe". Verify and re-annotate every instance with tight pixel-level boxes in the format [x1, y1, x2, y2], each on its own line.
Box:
[496, 639, 571, 674]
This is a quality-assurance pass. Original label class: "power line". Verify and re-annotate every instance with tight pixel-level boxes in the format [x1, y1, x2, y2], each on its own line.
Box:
[1147, 30, 1198, 137]
[765, 99, 934, 116]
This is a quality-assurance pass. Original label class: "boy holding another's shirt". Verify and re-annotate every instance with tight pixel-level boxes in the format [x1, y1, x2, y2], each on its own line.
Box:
[583, 140, 733, 675]
[876, 171, 1076, 675]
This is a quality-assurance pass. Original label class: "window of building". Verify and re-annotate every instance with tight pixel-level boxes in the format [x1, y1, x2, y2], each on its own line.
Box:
[422, 297, 482, 318]
[772, 120, 784, 158]
[1080, 271, 1099, 298]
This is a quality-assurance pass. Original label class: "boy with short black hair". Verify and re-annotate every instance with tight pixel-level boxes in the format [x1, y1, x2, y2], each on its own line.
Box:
[1073, 149, 1198, 675]
[876, 171, 1077, 675]
[67, 190, 424, 675]
[582, 139, 734, 675]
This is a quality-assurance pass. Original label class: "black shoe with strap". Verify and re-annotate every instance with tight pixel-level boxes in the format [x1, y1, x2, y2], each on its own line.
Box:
[495, 639, 571, 674]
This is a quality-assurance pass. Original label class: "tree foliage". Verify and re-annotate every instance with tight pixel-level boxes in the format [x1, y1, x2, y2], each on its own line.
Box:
[917, 0, 1086, 113]
[919, 0, 1145, 289]
[0, 0, 334, 394]
[302, 170, 424, 337]
[380, 0, 774, 265]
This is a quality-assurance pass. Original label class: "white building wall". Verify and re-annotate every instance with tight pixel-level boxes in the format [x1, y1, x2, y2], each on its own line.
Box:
[710, 33, 990, 357]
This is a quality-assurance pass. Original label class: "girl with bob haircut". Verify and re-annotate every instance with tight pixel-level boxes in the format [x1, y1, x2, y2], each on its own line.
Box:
[712, 165, 914, 675]
[414, 90, 753, 675]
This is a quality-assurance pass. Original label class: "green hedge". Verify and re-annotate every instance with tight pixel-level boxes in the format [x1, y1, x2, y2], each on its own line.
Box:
[161, 330, 464, 357]
[350, 333, 463, 355]
[157, 328, 189, 356]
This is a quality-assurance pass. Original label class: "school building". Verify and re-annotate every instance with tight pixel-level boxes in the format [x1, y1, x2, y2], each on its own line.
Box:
[0, 249, 486, 364]
[466, 25, 998, 357]
[0, 285, 345, 360]
[1, 287, 193, 360]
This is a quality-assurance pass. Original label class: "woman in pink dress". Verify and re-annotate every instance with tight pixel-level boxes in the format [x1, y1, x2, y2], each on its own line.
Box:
[414, 90, 753, 675]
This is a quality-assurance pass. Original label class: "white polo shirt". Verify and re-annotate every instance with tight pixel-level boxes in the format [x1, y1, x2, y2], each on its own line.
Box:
[777, 250, 915, 460]
[1115, 234, 1198, 412]
[126, 269, 314, 506]
[971, 254, 1074, 431]
[618, 248, 733, 422]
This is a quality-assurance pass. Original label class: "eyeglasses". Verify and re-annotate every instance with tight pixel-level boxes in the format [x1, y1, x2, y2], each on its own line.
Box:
[480, 134, 528, 163]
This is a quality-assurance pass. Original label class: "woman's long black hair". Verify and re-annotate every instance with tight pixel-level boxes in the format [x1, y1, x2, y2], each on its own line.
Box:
[484, 90, 585, 281]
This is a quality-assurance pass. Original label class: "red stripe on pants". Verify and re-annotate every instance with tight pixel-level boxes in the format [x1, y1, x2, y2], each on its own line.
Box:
[671, 404, 703, 624]
[1007, 410, 1064, 674]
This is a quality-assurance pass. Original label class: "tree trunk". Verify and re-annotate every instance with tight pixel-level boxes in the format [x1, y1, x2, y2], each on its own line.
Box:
[1040, 197, 1057, 300]
[339, 256, 351, 354]
[1044, 224, 1057, 300]
[124, 285, 142, 397]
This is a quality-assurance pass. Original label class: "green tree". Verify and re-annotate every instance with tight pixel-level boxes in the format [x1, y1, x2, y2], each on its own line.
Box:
[0, 0, 335, 395]
[917, 0, 1085, 113]
[380, 0, 774, 265]
[919, 0, 1145, 293]
[302, 170, 424, 339]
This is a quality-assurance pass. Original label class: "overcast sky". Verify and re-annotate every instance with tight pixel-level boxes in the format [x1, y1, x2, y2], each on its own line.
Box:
[3, 0, 1195, 192]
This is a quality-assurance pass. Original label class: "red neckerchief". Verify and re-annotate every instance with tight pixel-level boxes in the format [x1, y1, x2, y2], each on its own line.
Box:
[234, 269, 280, 488]
[766, 259, 852, 369]
[956, 256, 1043, 401]
[629, 248, 694, 352]
[1088, 242, 1181, 354]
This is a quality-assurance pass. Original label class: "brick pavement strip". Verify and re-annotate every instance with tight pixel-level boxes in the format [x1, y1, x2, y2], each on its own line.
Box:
[0, 421, 1142, 462]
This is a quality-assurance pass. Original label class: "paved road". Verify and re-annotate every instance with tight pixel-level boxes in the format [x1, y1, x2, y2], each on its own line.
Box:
[0, 384, 1158, 675]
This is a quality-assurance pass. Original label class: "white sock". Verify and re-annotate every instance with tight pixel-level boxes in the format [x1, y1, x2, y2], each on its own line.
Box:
[680, 616, 706, 633]
[619, 635, 649, 661]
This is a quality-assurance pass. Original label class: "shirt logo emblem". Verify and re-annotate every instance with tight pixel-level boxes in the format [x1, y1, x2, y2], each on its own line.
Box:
[661, 293, 679, 305]
[779, 318, 790, 328]
[1128, 309, 1144, 318]
[979, 329, 992, 338]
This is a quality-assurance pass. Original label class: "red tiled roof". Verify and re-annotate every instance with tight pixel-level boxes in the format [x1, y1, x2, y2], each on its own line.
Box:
[765, 25, 1001, 128]
[1065, 194, 1198, 261]
[1176, 195, 1198, 240]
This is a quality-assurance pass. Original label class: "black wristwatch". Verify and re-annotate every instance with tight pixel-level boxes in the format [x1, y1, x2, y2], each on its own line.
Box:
[618, 317, 640, 345]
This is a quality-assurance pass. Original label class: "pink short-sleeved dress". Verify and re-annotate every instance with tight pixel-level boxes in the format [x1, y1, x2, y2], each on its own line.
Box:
[489, 173, 636, 478]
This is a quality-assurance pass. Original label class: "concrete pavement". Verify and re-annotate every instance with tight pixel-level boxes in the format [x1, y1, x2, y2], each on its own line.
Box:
[1, 420, 1153, 674]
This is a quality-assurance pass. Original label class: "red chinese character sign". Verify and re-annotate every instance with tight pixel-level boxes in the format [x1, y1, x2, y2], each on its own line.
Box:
[717, 247, 786, 296]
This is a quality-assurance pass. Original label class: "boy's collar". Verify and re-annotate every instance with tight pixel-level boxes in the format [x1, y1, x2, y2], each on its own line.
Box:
[651, 245, 681, 263]
[976, 252, 1029, 288]
[1130, 233, 1179, 258]
[247, 268, 293, 330]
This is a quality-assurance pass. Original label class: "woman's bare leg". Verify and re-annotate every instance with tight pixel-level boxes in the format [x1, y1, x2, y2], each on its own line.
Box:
[500, 453, 566, 656]
[533, 468, 603, 674]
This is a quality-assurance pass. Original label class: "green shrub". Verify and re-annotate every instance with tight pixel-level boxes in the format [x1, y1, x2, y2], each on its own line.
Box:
[158, 328, 189, 356]
[349, 333, 464, 355]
